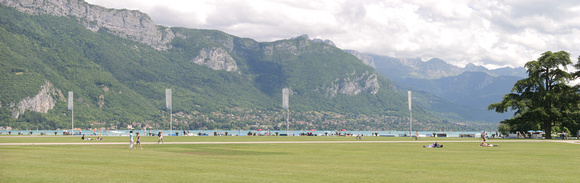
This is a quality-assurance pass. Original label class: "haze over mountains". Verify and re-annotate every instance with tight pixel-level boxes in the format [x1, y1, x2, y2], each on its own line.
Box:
[369, 54, 525, 109]
[371, 55, 526, 80]
[344, 52, 525, 123]
[0, 0, 518, 131]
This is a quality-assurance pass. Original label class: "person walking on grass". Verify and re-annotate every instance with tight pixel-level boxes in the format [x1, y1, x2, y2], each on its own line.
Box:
[129, 131, 134, 149]
[136, 132, 142, 149]
[415, 131, 419, 141]
[158, 131, 164, 144]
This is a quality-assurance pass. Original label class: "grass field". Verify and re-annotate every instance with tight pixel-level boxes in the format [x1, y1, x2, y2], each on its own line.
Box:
[1, 136, 579, 182]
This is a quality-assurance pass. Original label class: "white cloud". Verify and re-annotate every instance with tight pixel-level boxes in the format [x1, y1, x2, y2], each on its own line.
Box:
[85, 0, 580, 69]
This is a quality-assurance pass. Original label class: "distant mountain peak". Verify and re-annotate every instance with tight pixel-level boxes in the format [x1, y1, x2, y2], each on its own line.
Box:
[312, 38, 335, 47]
[292, 34, 310, 40]
[464, 63, 489, 73]
[426, 58, 445, 64]
[491, 66, 527, 78]
[369, 53, 527, 79]
[291, 34, 336, 47]
[344, 50, 375, 68]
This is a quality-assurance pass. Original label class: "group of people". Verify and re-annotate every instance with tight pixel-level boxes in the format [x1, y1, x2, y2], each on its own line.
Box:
[423, 142, 443, 148]
[423, 131, 499, 148]
[480, 131, 499, 147]
[128, 131, 142, 149]
[422, 141, 498, 148]
[561, 131, 569, 140]
[81, 134, 103, 140]
[129, 131, 164, 149]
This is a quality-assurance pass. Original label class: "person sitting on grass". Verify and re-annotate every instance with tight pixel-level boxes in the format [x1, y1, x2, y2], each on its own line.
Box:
[480, 140, 498, 147]
[423, 142, 443, 148]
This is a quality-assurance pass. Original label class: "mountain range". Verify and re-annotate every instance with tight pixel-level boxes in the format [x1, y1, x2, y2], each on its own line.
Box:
[344, 48, 526, 123]
[362, 54, 525, 122]
[0, 0, 516, 131]
[371, 55, 526, 80]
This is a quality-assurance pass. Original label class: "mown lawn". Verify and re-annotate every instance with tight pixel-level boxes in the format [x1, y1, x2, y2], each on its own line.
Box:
[0, 136, 578, 182]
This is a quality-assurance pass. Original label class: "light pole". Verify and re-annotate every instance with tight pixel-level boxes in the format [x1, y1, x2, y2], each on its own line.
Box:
[408, 91, 412, 138]
[166, 89, 172, 134]
[68, 91, 74, 135]
[283, 88, 289, 136]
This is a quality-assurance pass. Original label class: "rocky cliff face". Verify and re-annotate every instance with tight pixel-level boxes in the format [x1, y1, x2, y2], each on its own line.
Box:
[9, 81, 64, 118]
[319, 71, 380, 97]
[193, 47, 239, 72]
[262, 35, 335, 57]
[338, 72, 380, 96]
[312, 38, 336, 47]
[0, 0, 174, 50]
[344, 50, 376, 68]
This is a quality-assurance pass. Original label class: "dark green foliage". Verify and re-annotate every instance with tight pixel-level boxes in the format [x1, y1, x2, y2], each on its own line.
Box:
[489, 51, 580, 138]
[0, 5, 159, 129]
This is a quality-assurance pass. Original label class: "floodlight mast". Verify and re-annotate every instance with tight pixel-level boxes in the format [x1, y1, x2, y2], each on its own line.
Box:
[72, 106, 74, 135]
[166, 89, 172, 135]
[68, 91, 74, 135]
[170, 106, 173, 134]
[283, 88, 289, 136]
[408, 91, 412, 138]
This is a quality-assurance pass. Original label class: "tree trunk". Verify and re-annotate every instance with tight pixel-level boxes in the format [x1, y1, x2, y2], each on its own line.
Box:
[544, 120, 552, 139]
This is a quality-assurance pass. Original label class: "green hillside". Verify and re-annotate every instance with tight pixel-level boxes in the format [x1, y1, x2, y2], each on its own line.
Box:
[0, 4, 490, 131]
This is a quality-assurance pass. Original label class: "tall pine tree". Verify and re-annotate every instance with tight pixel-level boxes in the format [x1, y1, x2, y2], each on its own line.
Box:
[489, 51, 574, 139]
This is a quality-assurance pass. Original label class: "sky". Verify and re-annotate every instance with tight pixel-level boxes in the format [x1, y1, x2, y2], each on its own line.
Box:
[85, 0, 580, 70]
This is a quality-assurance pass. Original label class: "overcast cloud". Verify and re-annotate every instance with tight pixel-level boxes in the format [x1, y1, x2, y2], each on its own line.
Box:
[85, 0, 580, 69]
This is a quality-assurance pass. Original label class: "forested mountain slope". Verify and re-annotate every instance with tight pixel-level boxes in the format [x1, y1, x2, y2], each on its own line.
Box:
[0, 1, 493, 131]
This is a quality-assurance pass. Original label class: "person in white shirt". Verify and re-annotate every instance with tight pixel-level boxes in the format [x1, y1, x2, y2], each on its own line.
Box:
[129, 131, 134, 149]
[158, 131, 163, 144]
